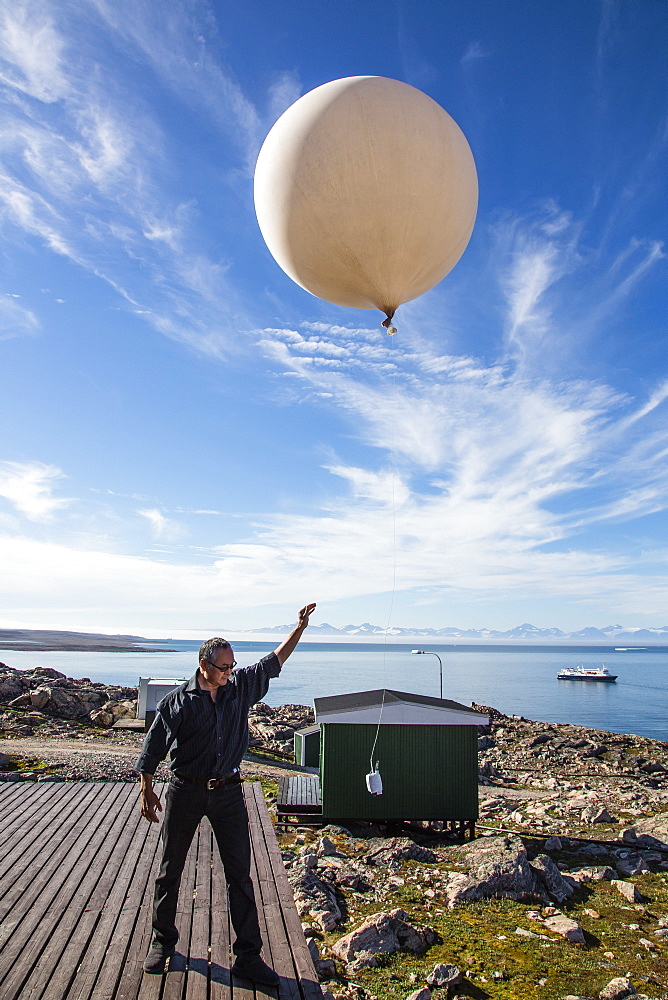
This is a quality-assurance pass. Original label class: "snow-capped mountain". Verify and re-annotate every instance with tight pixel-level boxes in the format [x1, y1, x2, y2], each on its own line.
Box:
[243, 621, 668, 641]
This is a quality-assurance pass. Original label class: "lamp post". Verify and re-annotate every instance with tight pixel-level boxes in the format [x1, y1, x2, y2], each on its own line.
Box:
[411, 649, 443, 700]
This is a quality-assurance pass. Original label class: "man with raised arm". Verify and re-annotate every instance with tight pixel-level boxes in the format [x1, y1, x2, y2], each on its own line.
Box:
[136, 603, 316, 981]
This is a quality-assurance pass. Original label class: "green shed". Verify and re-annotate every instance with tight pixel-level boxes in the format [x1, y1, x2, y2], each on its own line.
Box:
[294, 724, 321, 767]
[278, 688, 488, 837]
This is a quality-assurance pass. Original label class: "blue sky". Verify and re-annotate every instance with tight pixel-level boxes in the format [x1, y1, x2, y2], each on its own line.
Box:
[0, 0, 666, 636]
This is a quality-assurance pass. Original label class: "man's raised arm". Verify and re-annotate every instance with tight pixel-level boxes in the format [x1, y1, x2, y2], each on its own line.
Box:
[274, 603, 316, 665]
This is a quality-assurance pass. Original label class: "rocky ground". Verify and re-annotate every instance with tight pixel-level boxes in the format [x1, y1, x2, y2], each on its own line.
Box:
[1, 662, 668, 998]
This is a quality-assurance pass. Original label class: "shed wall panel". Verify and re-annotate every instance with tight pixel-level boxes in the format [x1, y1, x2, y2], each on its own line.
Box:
[320, 724, 478, 820]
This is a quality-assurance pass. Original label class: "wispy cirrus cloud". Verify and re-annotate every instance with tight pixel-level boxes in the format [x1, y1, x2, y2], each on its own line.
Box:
[138, 507, 186, 542]
[461, 41, 489, 65]
[87, 0, 265, 168]
[0, 3, 68, 102]
[0, 1, 259, 359]
[0, 293, 39, 339]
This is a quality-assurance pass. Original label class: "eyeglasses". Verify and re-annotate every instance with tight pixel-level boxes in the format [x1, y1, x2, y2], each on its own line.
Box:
[207, 659, 236, 672]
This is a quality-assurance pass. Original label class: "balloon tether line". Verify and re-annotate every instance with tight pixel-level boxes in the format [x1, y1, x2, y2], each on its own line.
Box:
[370, 328, 399, 776]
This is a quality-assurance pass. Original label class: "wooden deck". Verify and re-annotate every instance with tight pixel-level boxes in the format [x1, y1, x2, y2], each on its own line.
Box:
[0, 781, 321, 1000]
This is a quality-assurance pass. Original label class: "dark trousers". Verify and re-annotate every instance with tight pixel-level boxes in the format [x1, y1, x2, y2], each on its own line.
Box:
[152, 778, 262, 958]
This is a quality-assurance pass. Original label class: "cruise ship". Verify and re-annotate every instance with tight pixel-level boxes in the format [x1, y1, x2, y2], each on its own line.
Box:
[557, 665, 617, 682]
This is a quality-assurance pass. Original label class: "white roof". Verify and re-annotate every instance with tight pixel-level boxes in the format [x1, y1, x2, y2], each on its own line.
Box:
[314, 689, 489, 727]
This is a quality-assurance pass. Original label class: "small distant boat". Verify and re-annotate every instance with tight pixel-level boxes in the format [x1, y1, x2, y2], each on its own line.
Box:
[558, 664, 617, 682]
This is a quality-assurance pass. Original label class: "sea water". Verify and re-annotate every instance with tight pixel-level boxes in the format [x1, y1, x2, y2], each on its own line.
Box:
[2, 641, 666, 742]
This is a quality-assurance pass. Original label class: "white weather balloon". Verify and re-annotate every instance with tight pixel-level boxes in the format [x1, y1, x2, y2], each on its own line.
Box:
[254, 75, 478, 329]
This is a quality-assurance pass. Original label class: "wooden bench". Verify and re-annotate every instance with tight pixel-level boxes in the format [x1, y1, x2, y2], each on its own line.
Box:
[0, 781, 321, 1000]
[276, 775, 323, 826]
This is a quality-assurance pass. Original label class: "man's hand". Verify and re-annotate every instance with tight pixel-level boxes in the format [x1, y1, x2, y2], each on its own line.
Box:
[140, 774, 163, 823]
[275, 602, 316, 664]
[297, 603, 317, 629]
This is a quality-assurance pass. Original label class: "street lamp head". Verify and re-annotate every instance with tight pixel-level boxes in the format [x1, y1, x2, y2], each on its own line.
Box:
[410, 648, 443, 700]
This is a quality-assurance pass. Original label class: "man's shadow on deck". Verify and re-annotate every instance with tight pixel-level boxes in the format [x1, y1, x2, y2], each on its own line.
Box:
[168, 953, 288, 996]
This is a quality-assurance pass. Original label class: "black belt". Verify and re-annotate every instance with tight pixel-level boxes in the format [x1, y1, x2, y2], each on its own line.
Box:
[172, 769, 241, 789]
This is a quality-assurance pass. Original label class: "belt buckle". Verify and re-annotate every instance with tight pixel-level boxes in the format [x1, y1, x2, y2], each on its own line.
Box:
[206, 778, 218, 790]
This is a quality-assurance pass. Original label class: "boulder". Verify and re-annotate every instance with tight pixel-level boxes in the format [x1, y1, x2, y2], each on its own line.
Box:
[331, 909, 434, 969]
[610, 880, 646, 904]
[34, 684, 106, 720]
[29, 689, 50, 709]
[633, 813, 668, 850]
[366, 837, 439, 865]
[543, 914, 585, 944]
[571, 866, 615, 882]
[598, 978, 636, 1000]
[406, 990, 432, 1000]
[445, 835, 539, 907]
[307, 938, 320, 962]
[581, 805, 616, 824]
[529, 854, 575, 904]
[529, 733, 551, 747]
[90, 710, 114, 727]
[0, 674, 24, 701]
[288, 863, 342, 931]
[30, 667, 66, 680]
[614, 854, 651, 877]
[90, 699, 136, 726]
[317, 836, 341, 858]
[315, 959, 336, 980]
[425, 964, 461, 988]
[640, 759, 667, 773]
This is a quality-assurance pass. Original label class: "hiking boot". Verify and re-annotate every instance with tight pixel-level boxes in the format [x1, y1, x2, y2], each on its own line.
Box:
[231, 956, 280, 986]
[143, 942, 174, 974]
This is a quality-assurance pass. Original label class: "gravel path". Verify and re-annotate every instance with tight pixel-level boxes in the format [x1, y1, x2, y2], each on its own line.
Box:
[0, 734, 303, 783]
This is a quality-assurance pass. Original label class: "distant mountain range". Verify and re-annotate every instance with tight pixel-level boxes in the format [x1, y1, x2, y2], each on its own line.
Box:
[244, 621, 668, 642]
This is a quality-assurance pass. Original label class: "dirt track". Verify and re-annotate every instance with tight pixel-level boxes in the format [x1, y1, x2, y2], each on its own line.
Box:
[0, 734, 304, 783]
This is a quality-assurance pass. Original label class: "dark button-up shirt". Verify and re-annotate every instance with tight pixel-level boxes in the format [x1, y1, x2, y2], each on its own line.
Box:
[135, 652, 281, 778]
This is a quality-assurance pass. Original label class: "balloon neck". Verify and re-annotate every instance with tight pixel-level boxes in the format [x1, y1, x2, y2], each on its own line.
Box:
[381, 310, 397, 336]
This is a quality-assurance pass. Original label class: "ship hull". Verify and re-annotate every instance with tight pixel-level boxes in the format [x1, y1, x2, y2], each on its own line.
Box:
[557, 674, 617, 682]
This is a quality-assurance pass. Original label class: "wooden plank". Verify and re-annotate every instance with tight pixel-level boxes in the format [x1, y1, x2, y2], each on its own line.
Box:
[88, 784, 166, 1000]
[137, 835, 198, 1000]
[0, 782, 131, 1000]
[224, 788, 266, 1000]
[159, 815, 199, 1000]
[245, 786, 297, 1000]
[41, 784, 151, 1000]
[183, 816, 212, 1000]
[209, 816, 233, 1000]
[277, 776, 289, 809]
[248, 785, 322, 1000]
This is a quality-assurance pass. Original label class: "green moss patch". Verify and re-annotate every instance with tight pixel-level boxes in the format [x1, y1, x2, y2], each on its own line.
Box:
[277, 826, 668, 999]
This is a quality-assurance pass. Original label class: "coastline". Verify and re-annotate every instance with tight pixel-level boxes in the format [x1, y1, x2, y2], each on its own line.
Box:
[0, 628, 176, 653]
